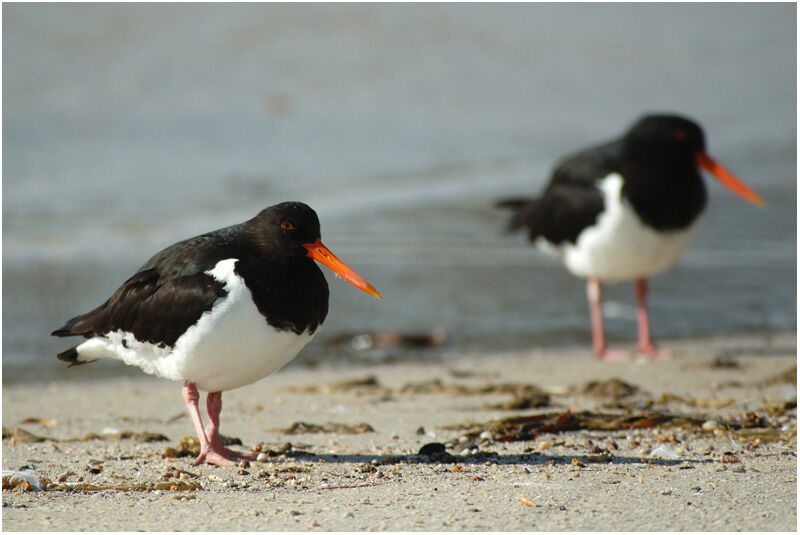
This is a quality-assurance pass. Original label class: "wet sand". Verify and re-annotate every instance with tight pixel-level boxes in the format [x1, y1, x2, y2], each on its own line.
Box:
[2, 332, 796, 531]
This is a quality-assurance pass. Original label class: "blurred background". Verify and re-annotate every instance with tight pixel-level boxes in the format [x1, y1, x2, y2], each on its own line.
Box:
[3, 3, 796, 381]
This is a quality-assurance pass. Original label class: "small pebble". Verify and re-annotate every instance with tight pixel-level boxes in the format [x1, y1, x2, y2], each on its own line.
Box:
[650, 445, 681, 460]
[702, 420, 719, 431]
[720, 453, 741, 464]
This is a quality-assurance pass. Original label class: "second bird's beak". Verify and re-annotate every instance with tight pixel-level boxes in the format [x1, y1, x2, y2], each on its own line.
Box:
[303, 239, 383, 299]
[695, 152, 765, 207]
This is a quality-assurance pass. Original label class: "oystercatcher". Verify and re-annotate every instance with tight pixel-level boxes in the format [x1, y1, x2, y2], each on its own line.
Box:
[497, 114, 764, 360]
[52, 202, 382, 465]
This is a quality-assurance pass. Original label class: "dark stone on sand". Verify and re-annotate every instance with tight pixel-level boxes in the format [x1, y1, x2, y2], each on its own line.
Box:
[418, 442, 446, 457]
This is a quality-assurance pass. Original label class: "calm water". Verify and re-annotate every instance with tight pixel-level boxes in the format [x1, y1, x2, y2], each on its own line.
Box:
[3, 4, 796, 380]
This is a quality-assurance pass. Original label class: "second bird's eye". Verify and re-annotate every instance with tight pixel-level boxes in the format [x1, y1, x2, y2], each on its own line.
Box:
[674, 129, 688, 140]
[280, 221, 295, 230]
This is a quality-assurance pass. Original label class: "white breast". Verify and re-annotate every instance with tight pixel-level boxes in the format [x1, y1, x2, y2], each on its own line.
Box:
[537, 174, 703, 282]
[76, 259, 314, 392]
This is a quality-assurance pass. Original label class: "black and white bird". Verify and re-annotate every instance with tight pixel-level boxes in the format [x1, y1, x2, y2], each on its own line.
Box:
[52, 202, 382, 465]
[498, 114, 764, 360]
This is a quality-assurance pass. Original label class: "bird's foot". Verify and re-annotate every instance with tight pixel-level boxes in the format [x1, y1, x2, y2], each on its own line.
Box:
[593, 348, 630, 362]
[194, 448, 236, 466]
[194, 447, 258, 466]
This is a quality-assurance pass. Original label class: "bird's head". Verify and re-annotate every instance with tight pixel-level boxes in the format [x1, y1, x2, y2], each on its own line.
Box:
[247, 202, 382, 298]
[625, 114, 764, 206]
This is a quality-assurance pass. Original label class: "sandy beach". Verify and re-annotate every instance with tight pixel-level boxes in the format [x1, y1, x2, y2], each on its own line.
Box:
[2, 331, 796, 531]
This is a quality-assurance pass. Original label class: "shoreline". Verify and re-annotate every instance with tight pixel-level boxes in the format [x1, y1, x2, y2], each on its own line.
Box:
[2, 331, 797, 531]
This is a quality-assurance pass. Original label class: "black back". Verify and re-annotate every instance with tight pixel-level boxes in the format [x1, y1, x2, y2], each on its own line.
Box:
[52, 202, 330, 360]
[497, 114, 709, 244]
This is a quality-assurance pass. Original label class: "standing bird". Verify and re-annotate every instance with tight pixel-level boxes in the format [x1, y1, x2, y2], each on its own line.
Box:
[497, 114, 764, 360]
[52, 202, 382, 465]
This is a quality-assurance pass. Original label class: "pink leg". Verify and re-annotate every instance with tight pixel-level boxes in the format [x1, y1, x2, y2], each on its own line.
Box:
[587, 278, 628, 361]
[181, 381, 223, 465]
[206, 392, 257, 462]
[181, 382, 238, 466]
[635, 278, 664, 358]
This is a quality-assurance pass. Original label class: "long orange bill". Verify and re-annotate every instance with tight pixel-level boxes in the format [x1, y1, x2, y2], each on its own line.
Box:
[695, 152, 765, 207]
[303, 239, 383, 299]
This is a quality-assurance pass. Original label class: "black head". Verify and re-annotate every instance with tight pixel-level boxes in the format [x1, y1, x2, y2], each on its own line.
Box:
[244, 201, 383, 298]
[620, 114, 765, 207]
[623, 114, 707, 164]
[245, 201, 322, 258]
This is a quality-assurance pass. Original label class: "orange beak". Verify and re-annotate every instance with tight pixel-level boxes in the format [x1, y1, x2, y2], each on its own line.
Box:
[303, 239, 383, 299]
[695, 152, 765, 207]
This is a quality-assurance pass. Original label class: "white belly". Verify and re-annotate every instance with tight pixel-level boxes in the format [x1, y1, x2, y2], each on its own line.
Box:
[75, 259, 314, 392]
[538, 174, 702, 282]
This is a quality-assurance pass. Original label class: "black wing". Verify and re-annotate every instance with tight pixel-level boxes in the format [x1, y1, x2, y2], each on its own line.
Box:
[497, 140, 620, 245]
[52, 228, 242, 355]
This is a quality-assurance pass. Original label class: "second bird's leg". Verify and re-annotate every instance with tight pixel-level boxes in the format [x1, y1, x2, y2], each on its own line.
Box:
[587, 278, 627, 361]
[635, 278, 663, 358]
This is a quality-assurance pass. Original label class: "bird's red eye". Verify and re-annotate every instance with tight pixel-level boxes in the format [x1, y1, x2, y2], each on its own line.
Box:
[674, 129, 688, 140]
[280, 221, 295, 230]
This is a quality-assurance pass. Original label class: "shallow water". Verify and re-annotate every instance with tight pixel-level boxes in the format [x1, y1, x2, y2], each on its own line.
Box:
[2, 4, 796, 376]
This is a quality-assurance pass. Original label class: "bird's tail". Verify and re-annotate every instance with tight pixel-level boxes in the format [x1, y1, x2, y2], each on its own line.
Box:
[495, 197, 536, 233]
[52, 308, 104, 366]
[56, 345, 88, 367]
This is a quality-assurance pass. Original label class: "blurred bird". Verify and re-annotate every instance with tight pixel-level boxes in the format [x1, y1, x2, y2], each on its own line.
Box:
[52, 202, 382, 465]
[497, 114, 764, 360]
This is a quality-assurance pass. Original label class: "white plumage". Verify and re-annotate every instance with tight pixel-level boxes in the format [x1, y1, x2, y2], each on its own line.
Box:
[536, 174, 702, 282]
